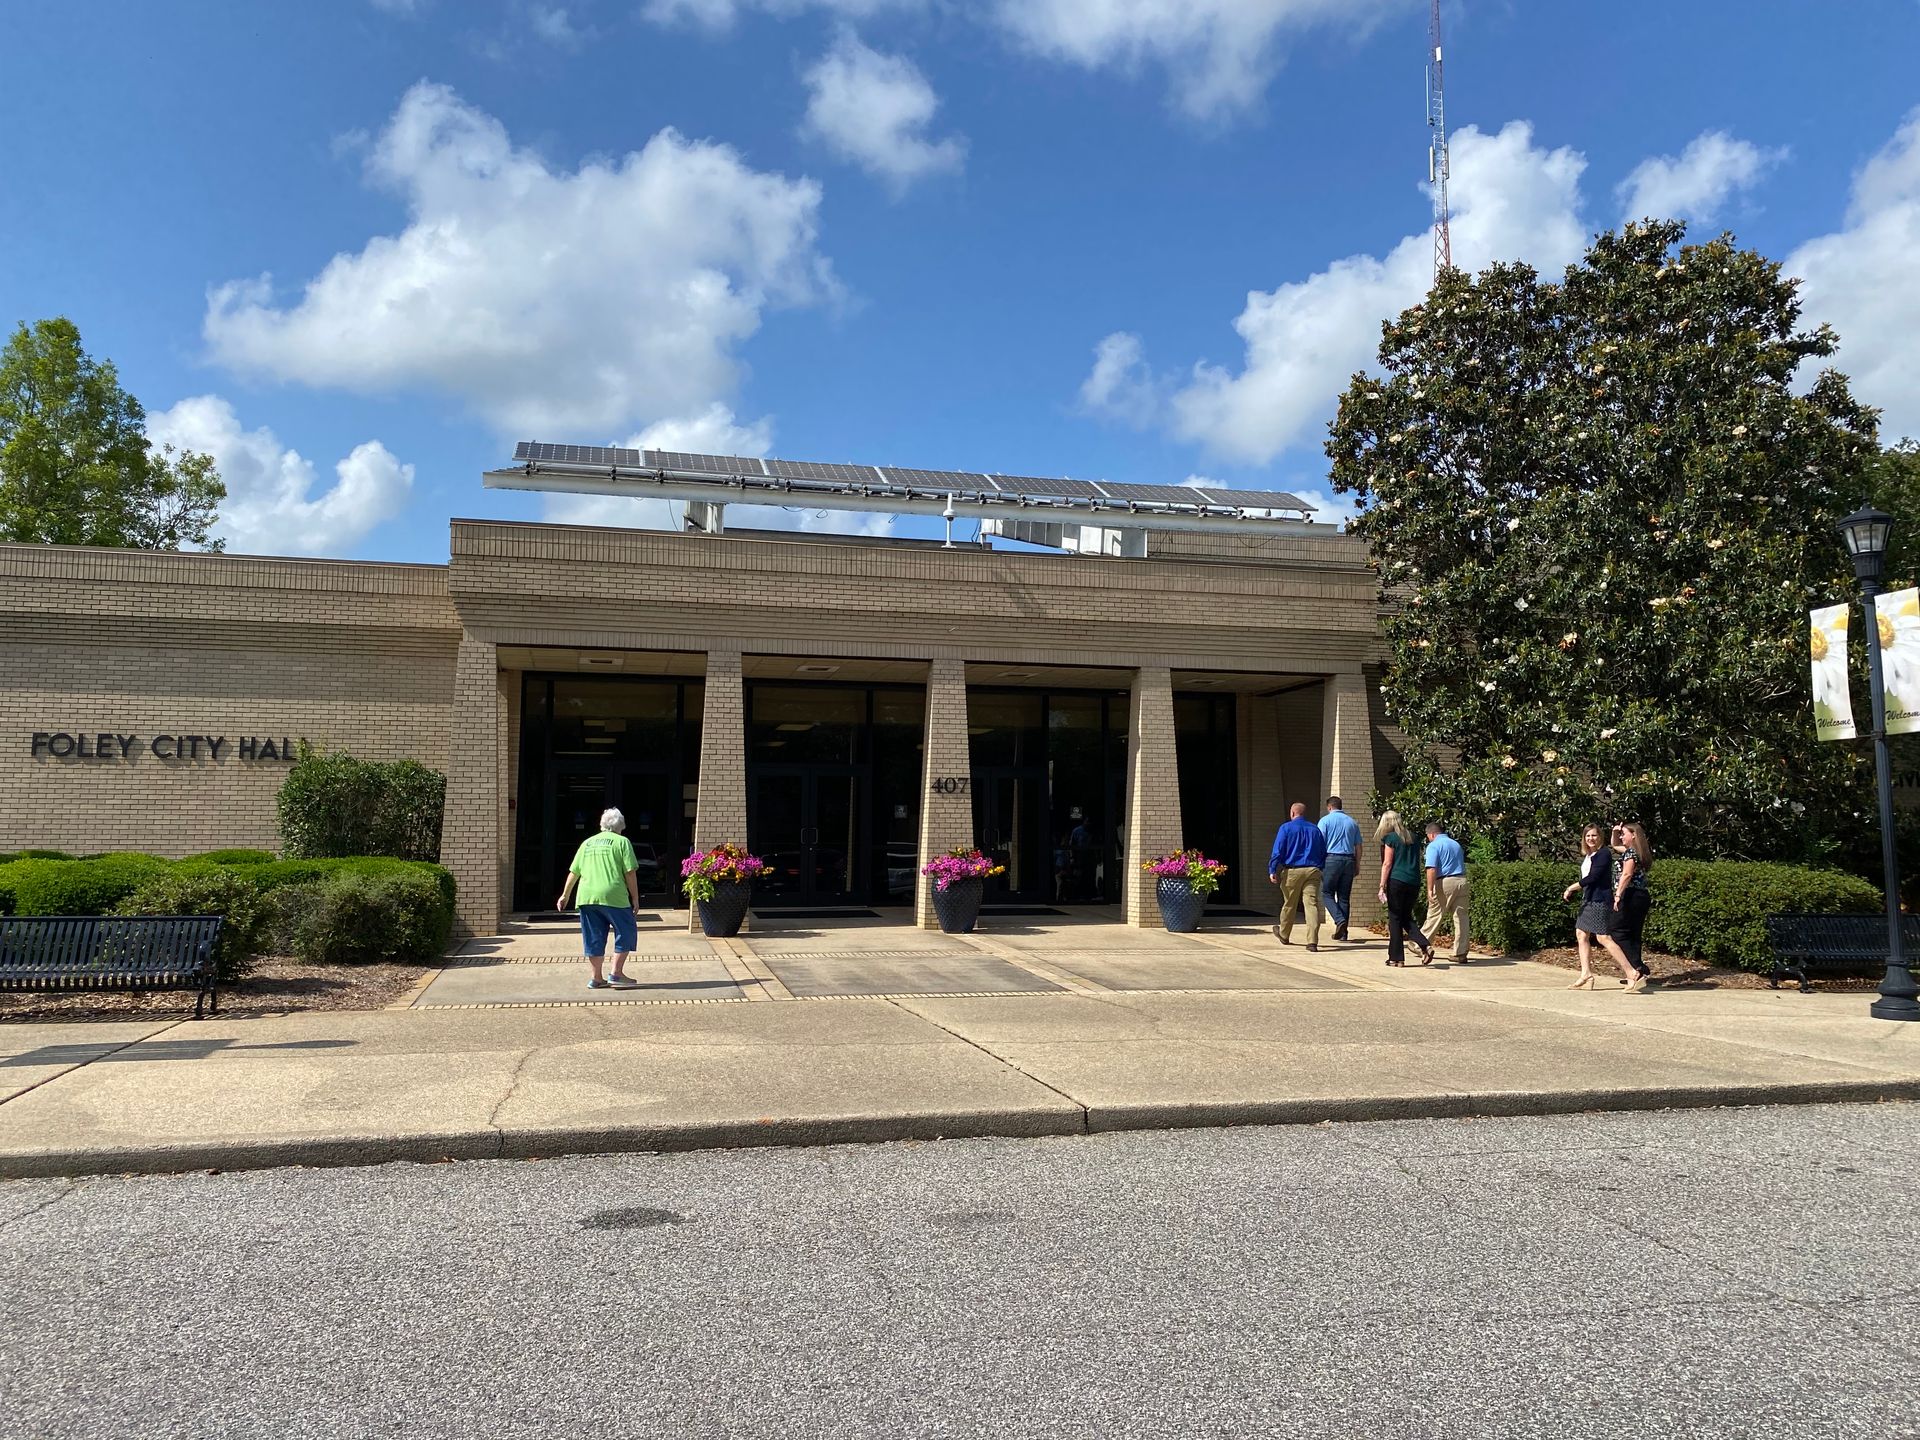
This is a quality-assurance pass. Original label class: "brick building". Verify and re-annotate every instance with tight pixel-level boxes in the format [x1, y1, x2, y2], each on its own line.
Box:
[0, 446, 1397, 936]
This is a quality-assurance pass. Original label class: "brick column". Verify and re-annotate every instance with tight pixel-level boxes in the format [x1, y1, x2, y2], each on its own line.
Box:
[1123, 664, 1184, 927]
[1320, 671, 1381, 925]
[690, 647, 748, 930]
[915, 659, 974, 929]
[445, 634, 500, 938]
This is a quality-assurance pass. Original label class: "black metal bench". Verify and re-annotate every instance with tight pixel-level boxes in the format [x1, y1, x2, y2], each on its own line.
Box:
[0, 916, 223, 1017]
[1763, 913, 1920, 993]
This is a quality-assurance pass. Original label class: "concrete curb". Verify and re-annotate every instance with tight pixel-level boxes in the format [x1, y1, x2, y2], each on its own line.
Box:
[5, 1077, 1918, 1180]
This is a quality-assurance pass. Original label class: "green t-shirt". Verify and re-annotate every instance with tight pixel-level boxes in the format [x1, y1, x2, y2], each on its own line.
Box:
[569, 831, 637, 907]
[1382, 833, 1421, 886]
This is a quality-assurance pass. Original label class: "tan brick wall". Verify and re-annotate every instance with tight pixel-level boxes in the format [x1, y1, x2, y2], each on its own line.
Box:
[915, 659, 973, 929]
[1321, 671, 1381, 924]
[0, 543, 456, 859]
[688, 648, 746, 930]
[1123, 666, 1184, 927]
[447, 520, 1380, 672]
[444, 635, 500, 936]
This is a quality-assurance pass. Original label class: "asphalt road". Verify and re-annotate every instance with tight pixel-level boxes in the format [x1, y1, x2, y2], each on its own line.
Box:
[2, 1103, 1916, 1440]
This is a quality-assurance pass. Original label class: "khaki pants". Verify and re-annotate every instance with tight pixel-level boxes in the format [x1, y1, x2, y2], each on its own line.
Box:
[1424, 874, 1471, 958]
[1278, 866, 1324, 944]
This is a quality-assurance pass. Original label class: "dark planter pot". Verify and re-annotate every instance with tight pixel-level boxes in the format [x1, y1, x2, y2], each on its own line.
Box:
[931, 876, 985, 934]
[1156, 877, 1207, 933]
[697, 880, 750, 937]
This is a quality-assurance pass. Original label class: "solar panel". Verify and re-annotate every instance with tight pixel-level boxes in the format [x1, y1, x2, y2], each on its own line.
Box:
[989, 475, 1105, 501]
[764, 458, 884, 485]
[878, 468, 992, 491]
[644, 450, 768, 477]
[1099, 482, 1219, 506]
[1195, 487, 1315, 512]
[516, 442, 643, 467]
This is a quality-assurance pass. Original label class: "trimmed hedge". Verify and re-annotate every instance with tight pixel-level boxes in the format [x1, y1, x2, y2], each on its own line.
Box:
[112, 865, 265, 981]
[1469, 859, 1883, 973]
[0, 851, 455, 967]
[0, 854, 174, 916]
[261, 872, 452, 965]
[182, 848, 278, 865]
[276, 749, 445, 862]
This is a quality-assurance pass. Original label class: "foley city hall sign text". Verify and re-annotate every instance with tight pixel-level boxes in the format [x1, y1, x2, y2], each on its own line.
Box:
[29, 731, 303, 762]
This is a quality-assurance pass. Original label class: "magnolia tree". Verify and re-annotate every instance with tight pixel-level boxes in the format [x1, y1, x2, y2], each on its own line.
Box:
[1327, 221, 1881, 861]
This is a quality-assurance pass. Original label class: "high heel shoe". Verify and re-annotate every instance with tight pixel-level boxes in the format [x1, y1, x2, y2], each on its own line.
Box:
[1623, 974, 1648, 993]
[1567, 974, 1595, 990]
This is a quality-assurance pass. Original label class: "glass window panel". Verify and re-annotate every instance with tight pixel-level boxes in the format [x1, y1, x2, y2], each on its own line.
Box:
[749, 684, 861, 764]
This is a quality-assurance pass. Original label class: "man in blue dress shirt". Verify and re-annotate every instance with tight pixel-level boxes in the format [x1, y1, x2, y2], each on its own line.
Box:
[1317, 797, 1363, 942]
[1422, 819, 1471, 960]
[1267, 801, 1327, 952]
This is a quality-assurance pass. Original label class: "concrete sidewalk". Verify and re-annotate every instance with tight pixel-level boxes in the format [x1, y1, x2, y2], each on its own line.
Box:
[3, 910, 1916, 1176]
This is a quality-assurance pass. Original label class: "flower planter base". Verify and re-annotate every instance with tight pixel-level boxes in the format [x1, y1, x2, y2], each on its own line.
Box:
[1155, 877, 1206, 933]
[697, 880, 750, 938]
[931, 877, 984, 934]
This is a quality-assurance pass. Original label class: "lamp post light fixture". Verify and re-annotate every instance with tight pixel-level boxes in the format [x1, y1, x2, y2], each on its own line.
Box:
[1836, 505, 1920, 1022]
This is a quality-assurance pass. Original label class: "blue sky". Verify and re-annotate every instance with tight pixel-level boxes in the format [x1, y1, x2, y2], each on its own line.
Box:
[4, 0, 1918, 561]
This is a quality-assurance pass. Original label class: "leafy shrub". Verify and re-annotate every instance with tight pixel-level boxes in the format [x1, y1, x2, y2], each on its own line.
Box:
[113, 865, 263, 981]
[184, 847, 277, 865]
[266, 872, 451, 964]
[1469, 859, 1883, 973]
[276, 748, 445, 862]
[0, 855, 173, 916]
[232, 857, 455, 917]
[16, 848, 73, 860]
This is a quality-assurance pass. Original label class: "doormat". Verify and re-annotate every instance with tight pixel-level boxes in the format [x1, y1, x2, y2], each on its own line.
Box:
[751, 908, 881, 921]
[980, 905, 1067, 916]
[525, 912, 663, 924]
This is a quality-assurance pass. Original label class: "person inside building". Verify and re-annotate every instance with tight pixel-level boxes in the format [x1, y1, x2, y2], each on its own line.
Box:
[1268, 801, 1328, 952]
[1317, 796, 1363, 942]
[556, 807, 643, 990]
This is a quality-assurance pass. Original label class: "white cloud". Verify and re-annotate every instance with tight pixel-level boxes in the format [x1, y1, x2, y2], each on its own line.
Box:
[1617, 130, 1785, 225]
[204, 82, 834, 437]
[800, 33, 964, 191]
[1140, 120, 1587, 464]
[146, 396, 412, 556]
[992, 0, 1400, 123]
[1078, 331, 1159, 424]
[642, 0, 917, 29]
[1790, 107, 1920, 442]
[526, 4, 585, 47]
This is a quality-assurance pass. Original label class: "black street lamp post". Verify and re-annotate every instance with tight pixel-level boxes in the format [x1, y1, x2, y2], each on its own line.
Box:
[1837, 505, 1920, 1022]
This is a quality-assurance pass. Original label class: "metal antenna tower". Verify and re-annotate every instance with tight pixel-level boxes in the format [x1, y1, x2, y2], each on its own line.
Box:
[1426, 0, 1452, 276]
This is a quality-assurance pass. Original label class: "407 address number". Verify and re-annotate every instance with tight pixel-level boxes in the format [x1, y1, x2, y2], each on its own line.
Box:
[929, 776, 971, 795]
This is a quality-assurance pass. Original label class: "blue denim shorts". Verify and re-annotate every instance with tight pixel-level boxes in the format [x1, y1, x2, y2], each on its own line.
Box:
[579, 904, 637, 956]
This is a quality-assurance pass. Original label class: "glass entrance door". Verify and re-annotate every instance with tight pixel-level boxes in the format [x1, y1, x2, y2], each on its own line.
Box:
[749, 767, 862, 906]
[973, 767, 1046, 903]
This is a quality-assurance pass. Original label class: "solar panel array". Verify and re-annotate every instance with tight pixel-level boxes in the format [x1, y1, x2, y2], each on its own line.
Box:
[764, 458, 883, 485]
[988, 475, 1105, 501]
[510, 442, 1314, 516]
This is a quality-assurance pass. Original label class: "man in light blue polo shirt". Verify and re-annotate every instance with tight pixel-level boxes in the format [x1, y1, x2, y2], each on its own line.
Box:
[1317, 797, 1363, 942]
[1422, 819, 1471, 961]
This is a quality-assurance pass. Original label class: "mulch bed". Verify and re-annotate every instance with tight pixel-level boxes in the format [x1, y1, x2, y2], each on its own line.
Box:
[0, 957, 433, 1022]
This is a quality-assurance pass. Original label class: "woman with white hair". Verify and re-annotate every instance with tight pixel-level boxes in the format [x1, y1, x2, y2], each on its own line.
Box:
[556, 807, 642, 990]
[1373, 810, 1434, 967]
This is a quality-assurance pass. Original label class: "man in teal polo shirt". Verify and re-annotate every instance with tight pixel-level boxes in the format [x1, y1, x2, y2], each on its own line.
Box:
[556, 807, 642, 990]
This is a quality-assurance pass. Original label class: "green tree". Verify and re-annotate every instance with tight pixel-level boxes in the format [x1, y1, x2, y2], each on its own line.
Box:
[0, 317, 224, 550]
[1327, 221, 1880, 861]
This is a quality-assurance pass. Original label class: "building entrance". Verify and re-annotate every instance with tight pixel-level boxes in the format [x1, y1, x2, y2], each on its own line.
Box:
[749, 766, 861, 905]
[514, 674, 703, 912]
[745, 682, 925, 909]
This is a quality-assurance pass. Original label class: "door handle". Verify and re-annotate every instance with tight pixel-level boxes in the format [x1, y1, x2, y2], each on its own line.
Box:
[801, 826, 819, 845]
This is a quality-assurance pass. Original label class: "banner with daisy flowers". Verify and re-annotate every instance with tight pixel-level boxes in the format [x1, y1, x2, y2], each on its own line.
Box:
[1879, 587, 1920, 736]
[1810, 602, 1855, 741]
